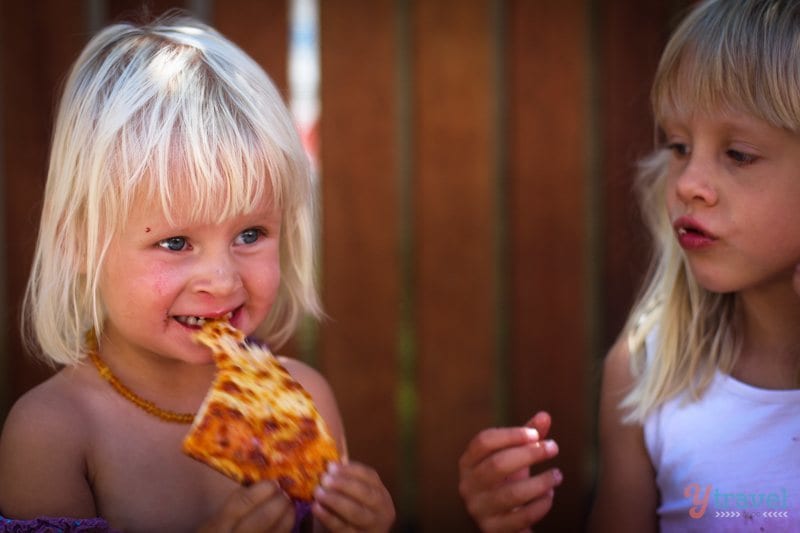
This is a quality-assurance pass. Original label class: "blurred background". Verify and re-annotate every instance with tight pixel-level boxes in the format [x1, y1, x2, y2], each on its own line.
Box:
[0, 0, 692, 530]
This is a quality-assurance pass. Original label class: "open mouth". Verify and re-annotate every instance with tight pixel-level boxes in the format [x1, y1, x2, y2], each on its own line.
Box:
[674, 217, 716, 249]
[677, 226, 707, 238]
[174, 310, 234, 328]
[673, 215, 716, 238]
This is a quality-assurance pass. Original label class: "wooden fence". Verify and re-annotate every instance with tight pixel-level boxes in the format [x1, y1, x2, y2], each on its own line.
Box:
[0, 0, 690, 530]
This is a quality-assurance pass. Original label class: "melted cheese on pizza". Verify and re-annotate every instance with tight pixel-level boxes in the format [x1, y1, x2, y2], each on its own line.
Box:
[182, 321, 340, 501]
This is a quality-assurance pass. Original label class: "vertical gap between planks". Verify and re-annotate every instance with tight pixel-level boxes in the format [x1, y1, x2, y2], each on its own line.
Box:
[395, 0, 417, 528]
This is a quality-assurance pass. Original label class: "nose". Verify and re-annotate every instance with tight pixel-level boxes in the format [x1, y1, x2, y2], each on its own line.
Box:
[191, 249, 243, 297]
[673, 152, 718, 206]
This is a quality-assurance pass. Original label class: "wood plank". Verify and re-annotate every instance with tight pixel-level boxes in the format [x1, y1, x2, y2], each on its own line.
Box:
[506, 1, 591, 530]
[0, 1, 88, 410]
[212, 0, 288, 99]
[317, 0, 401, 516]
[413, 0, 497, 529]
[106, 0, 185, 23]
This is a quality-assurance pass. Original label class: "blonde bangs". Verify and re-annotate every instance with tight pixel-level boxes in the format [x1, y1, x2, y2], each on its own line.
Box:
[102, 46, 297, 232]
[652, 0, 800, 131]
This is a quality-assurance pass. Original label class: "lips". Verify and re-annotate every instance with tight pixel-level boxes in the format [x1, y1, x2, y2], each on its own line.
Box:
[673, 216, 717, 250]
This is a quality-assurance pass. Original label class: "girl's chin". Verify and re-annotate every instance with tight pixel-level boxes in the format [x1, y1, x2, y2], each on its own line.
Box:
[174, 350, 217, 367]
[686, 265, 737, 294]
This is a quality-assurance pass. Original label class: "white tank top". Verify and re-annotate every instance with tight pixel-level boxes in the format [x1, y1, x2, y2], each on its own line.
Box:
[643, 334, 800, 532]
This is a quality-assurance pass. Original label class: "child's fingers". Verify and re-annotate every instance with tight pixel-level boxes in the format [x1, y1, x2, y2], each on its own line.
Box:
[314, 482, 375, 529]
[327, 461, 382, 487]
[480, 468, 563, 518]
[316, 465, 384, 518]
[222, 481, 282, 519]
[480, 488, 556, 533]
[467, 439, 559, 489]
[460, 427, 540, 470]
[313, 462, 395, 530]
[319, 463, 382, 507]
[312, 498, 353, 531]
[504, 466, 533, 484]
[525, 411, 552, 440]
[234, 497, 295, 533]
[204, 481, 292, 532]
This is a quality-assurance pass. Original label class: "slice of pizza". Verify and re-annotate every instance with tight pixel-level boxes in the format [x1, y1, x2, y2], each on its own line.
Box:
[182, 320, 340, 501]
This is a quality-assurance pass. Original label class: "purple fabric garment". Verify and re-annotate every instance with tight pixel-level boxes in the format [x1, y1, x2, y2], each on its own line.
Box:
[1, 502, 310, 532]
[293, 500, 313, 532]
[0, 516, 116, 532]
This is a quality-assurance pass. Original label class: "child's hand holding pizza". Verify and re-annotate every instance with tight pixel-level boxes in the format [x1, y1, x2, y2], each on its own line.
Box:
[312, 461, 395, 532]
[198, 481, 296, 533]
[184, 321, 396, 532]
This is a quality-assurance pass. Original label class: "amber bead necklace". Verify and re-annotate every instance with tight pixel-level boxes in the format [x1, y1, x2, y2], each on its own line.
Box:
[86, 331, 196, 424]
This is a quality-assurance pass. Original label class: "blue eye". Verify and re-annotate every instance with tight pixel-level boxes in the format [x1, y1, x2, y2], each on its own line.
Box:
[236, 228, 264, 245]
[158, 236, 188, 251]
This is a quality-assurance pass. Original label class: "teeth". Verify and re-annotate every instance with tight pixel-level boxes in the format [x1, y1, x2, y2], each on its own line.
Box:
[678, 228, 687, 235]
[175, 311, 234, 327]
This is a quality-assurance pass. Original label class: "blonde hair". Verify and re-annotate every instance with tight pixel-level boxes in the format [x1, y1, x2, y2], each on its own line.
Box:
[622, 0, 800, 421]
[24, 13, 320, 366]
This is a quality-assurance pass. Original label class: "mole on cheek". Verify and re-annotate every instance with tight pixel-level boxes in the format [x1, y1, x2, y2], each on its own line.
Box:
[145, 227, 151, 233]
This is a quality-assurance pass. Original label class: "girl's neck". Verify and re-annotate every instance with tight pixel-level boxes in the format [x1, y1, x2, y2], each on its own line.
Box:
[734, 283, 800, 389]
[97, 325, 215, 412]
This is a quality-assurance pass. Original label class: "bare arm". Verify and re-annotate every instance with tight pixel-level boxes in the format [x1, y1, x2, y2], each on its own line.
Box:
[0, 380, 96, 519]
[589, 338, 658, 533]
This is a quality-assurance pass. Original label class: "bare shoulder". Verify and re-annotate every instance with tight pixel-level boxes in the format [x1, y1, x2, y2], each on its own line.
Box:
[589, 336, 658, 533]
[0, 366, 97, 518]
[279, 357, 348, 459]
[1, 368, 92, 454]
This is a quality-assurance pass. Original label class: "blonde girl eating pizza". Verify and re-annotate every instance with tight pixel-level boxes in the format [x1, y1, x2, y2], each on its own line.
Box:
[0, 13, 394, 533]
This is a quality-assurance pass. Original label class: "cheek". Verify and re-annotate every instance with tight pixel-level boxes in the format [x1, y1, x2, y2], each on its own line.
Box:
[262, 261, 282, 295]
[128, 264, 169, 294]
[150, 266, 175, 297]
[250, 256, 281, 300]
[102, 259, 176, 307]
[761, 208, 800, 253]
[664, 177, 682, 210]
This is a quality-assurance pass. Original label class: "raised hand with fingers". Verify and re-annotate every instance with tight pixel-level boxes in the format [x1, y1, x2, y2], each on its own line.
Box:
[458, 411, 562, 532]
